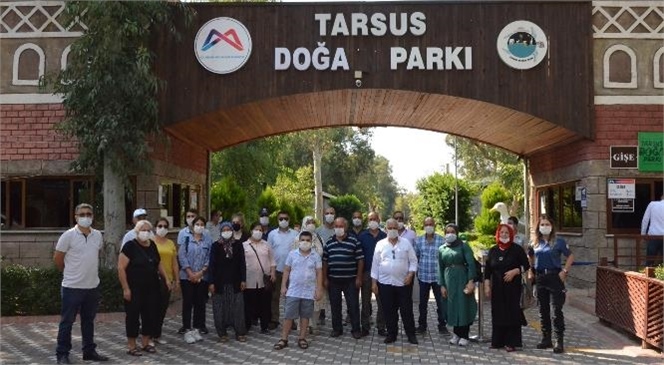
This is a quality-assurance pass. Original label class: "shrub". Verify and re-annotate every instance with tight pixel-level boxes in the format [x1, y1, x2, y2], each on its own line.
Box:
[1, 264, 123, 316]
[329, 194, 364, 222]
[655, 264, 664, 281]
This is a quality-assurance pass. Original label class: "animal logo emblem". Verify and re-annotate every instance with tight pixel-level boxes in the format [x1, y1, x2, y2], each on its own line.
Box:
[497, 20, 548, 70]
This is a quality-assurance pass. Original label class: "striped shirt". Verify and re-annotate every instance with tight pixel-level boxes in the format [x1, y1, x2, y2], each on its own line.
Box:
[414, 233, 444, 283]
[323, 234, 364, 279]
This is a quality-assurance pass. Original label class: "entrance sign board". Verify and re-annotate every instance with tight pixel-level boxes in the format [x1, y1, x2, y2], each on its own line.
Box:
[638, 132, 663, 172]
[607, 179, 636, 200]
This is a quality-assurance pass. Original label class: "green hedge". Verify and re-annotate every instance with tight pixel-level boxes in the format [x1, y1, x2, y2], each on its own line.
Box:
[1, 264, 123, 316]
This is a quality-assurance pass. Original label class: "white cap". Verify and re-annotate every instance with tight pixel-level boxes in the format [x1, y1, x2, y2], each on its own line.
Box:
[133, 208, 147, 218]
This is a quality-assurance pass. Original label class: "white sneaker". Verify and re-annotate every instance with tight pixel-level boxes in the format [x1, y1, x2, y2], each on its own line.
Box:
[192, 329, 203, 342]
[184, 330, 196, 344]
[458, 338, 469, 347]
[449, 334, 460, 345]
[153, 338, 167, 345]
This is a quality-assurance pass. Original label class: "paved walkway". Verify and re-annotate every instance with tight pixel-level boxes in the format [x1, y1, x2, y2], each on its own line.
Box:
[1, 292, 661, 364]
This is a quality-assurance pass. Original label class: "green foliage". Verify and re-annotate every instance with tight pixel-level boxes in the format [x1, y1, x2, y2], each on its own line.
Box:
[474, 182, 512, 236]
[655, 264, 664, 281]
[446, 136, 524, 216]
[271, 166, 314, 211]
[329, 194, 364, 222]
[42, 1, 194, 181]
[0, 265, 122, 316]
[411, 173, 473, 231]
[210, 177, 248, 221]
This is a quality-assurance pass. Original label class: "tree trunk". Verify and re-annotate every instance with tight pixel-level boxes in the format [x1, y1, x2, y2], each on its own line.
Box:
[101, 154, 125, 269]
[313, 146, 324, 223]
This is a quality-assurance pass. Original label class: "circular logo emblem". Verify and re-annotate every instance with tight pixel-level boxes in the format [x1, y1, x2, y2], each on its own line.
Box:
[496, 20, 548, 70]
[194, 17, 252, 74]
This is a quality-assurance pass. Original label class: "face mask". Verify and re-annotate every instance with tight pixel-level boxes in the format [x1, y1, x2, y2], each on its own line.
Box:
[499, 237, 510, 244]
[221, 231, 233, 240]
[539, 226, 552, 235]
[387, 229, 398, 239]
[138, 231, 151, 241]
[424, 226, 434, 235]
[77, 216, 92, 228]
[194, 225, 205, 234]
[299, 240, 312, 251]
[397, 221, 405, 230]
[232, 223, 241, 232]
[445, 233, 457, 243]
[278, 219, 289, 229]
[334, 228, 345, 237]
[259, 216, 269, 226]
[186, 217, 195, 226]
[352, 218, 362, 227]
[368, 221, 379, 230]
[156, 227, 168, 237]
[252, 230, 263, 240]
[305, 223, 316, 232]
[325, 214, 335, 224]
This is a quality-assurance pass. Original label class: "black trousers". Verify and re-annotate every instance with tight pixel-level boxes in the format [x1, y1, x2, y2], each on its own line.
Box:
[153, 281, 170, 338]
[536, 273, 566, 337]
[180, 280, 208, 330]
[328, 278, 360, 333]
[491, 324, 522, 348]
[377, 282, 416, 338]
[453, 325, 470, 339]
[124, 284, 159, 338]
[244, 288, 271, 331]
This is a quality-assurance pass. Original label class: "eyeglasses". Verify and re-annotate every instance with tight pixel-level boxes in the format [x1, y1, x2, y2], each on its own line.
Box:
[156, 225, 168, 228]
[394, 217, 404, 221]
[77, 213, 93, 217]
[278, 217, 289, 221]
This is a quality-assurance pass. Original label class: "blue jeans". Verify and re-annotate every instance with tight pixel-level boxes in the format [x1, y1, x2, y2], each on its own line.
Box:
[328, 278, 360, 333]
[418, 280, 447, 329]
[56, 286, 100, 357]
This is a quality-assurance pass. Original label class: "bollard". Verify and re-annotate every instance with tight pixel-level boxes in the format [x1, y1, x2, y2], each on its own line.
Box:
[470, 249, 490, 343]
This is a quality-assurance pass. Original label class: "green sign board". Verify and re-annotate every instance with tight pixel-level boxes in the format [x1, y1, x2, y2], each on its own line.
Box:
[638, 132, 664, 172]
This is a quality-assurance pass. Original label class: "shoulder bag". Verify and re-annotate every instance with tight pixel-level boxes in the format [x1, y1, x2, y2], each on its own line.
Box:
[249, 243, 273, 292]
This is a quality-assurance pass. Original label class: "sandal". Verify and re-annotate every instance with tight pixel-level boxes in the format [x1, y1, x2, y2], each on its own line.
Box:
[273, 339, 288, 350]
[236, 335, 247, 342]
[142, 345, 156, 353]
[298, 338, 309, 349]
[126, 348, 142, 357]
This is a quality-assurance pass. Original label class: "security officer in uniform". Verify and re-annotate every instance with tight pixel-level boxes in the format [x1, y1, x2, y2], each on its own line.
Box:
[527, 215, 574, 354]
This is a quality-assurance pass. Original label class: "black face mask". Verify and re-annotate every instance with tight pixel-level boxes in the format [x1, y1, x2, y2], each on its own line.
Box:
[232, 223, 242, 232]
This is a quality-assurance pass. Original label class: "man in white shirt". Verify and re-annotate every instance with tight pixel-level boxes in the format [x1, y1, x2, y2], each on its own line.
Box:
[393, 211, 416, 244]
[267, 210, 299, 329]
[371, 218, 419, 345]
[642, 195, 664, 266]
[53, 203, 108, 364]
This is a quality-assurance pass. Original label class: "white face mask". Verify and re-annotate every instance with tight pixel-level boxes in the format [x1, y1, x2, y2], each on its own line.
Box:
[138, 231, 151, 242]
[324, 214, 335, 224]
[305, 223, 316, 232]
[77, 216, 92, 228]
[397, 221, 405, 230]
[221, 231, 233, 240]
[252, 230, 263, 240]
[156, 227, 168, 237]
[539, 226, 552, 235]
[278, 219, 289, 229]
[259, 216, 269, 226]
[368, 221, 379, 230]
[334, 227, 345, 237]
[186, 217, 195, 227]
[299, 240, 312, 251]
[424, 226, 434, 235]
[193, 225, 205, 234]
[445, 233, 457, 243]
[352, 218, 362, 227]
[499, 236, 510, 244]
[387, 229, 399, 239]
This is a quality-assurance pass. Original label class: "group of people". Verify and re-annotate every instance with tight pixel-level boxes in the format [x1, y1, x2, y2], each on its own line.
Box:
[52, 203, 575, 364]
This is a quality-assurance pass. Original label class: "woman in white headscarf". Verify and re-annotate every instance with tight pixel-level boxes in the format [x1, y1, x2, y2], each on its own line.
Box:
[292, 216, 327, 334]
